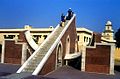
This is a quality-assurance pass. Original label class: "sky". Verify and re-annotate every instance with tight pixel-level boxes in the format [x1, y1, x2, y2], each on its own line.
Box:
[0, 0, 120, 33]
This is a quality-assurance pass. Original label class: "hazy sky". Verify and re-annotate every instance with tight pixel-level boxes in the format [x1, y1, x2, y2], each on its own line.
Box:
[0, 0, 120, 33]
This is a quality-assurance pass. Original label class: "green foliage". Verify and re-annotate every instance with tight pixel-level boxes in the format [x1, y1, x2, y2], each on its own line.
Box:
[115, 28, 120, 48]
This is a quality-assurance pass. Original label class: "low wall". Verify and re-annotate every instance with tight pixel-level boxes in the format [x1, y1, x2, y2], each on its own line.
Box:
[85, 45, 111, 74]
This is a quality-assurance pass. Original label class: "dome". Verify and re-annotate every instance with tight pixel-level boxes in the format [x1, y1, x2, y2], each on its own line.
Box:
[106, 21, 112, 25]
[49, 26, 54, 29]
[24, 25, 32, 29]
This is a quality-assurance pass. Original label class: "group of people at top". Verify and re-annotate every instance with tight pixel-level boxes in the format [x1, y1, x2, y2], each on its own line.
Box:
[60, 8, 74, 26]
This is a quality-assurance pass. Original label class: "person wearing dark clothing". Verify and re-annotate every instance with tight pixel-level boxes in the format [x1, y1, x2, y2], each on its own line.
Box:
[61, 13, 65, 22]
[68, 8, 72, 16]
[60, 13, 66, 27]
[66, 8, 73, 20]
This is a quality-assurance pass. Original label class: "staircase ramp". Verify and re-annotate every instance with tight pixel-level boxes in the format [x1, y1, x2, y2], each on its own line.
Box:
[17, 14, 76, 75]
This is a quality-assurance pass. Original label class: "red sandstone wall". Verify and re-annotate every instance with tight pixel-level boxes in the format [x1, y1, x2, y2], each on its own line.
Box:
[39, 48, 56, 75]
[85, 45, 110, 74]
[94, 33, 101, 43]
[61, 17, 77, 55]
[4, 31, 33, 64]
[18, 31, 27, 42]
[91, 33, 101, 46]
[4, 40, 22, 64]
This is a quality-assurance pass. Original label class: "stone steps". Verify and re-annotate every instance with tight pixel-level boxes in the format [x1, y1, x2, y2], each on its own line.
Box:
[21, 21, 69, 73]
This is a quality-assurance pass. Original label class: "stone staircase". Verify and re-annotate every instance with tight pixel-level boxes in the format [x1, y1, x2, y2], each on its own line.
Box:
[17, 14, 76, 75]
[19, 21, 69, 73]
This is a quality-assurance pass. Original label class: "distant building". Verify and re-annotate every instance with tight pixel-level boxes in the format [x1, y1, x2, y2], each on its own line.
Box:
[102, 21, 116, 43]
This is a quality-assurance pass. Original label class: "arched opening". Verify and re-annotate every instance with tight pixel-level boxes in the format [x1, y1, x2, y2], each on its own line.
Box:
[66, 36, 70, 54]
[68, 38, 81, 70]
[65, 35, 70, 65]
[56, 42, 63, 69]
[65, 36, 81, 70]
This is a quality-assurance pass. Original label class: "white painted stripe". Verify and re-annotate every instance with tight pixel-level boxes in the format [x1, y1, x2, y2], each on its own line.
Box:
[0, 28, 54, 31]
[21, 43, 27, 65]
[1, 40, 5, 63]
[110, 44, 115, 74]
[64, 53, 81, 60]
[24, 31, 38, 50]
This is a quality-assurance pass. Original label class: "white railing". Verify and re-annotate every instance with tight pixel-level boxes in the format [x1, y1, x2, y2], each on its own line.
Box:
[32, 14, 76, 75]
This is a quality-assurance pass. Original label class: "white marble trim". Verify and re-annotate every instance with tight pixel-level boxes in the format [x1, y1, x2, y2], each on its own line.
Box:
[1, 40, 5, 63]
[24, 31, 38, 50]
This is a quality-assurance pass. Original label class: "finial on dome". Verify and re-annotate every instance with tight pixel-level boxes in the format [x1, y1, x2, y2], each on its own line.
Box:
[106, 21, 112, 25]
[24, 25, 32, 29]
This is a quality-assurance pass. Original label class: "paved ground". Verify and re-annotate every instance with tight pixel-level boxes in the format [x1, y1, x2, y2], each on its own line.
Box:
[0, 63, 55, 79]
[0, 64, 120, 79]
[45, 65, 120, 79]
[0, 63, 21, 74]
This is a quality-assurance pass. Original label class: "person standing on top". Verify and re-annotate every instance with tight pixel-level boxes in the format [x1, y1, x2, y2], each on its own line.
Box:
[67, 8, 73, 20]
